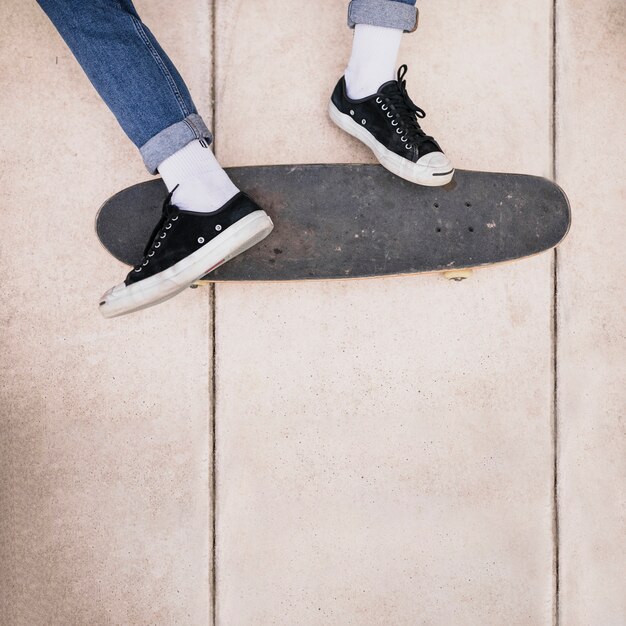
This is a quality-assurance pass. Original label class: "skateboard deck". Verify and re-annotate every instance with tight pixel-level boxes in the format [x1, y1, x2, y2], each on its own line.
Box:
[96, 164, 570, 282]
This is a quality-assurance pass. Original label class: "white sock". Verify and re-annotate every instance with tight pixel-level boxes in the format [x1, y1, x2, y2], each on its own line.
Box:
[157, 139, 239, 213]
[344, 23, 403, 100]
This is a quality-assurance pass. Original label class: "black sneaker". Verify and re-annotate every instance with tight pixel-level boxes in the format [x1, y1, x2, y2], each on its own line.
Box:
[329, 64, 454, 186]
[99, 190, 273, 318]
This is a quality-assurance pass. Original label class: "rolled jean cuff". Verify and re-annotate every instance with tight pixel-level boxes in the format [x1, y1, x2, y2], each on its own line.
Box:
[347, 0, 418, 33]
[139, 113, 213, 174]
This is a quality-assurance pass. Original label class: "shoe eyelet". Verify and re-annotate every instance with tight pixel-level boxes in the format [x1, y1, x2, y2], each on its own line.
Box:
[396, 128, 403, 134]
[381, 104, 388, 111]
[215, 224, 222, 231]
[160, 233, 166, 239]
[406, 144, 412, 150]
[375, 97, 382, 104]
[166, 223, 172, 229]
[154, 242, 161, 248]
[401, 136, 408, 142]
[142, 260, 149, 266]
[386, 112, 393, 118]
[391, 120, 398, 126]
[349, 109, 354, 116]
[134, 267, 142, 273]
[361, 119, 366, 125]
[198, 237, 205, 244]
[171, 216, 179, 221]
[148, 251, 155, 257]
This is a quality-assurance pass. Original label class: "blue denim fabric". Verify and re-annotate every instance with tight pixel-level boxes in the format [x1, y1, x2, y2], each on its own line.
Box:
[36, 0, 211, 172]
[348, 0, 418, 32]
[37, 0, 417, 173]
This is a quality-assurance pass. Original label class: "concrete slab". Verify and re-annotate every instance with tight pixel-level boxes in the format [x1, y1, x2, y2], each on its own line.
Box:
[214, 1, 555, 623]
[0, 1, 212, 623]
[556, 1, 626, 623]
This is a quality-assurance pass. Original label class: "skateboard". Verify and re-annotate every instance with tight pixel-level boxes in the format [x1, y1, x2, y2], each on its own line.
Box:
[96, 164, 570, 282]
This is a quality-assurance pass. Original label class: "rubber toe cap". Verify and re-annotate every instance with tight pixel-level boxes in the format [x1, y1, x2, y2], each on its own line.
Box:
[416, 151, 453, 171]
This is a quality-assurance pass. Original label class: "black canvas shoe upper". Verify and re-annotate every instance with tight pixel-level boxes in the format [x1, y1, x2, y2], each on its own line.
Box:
[125, 190, 261, 286]
[331, 64, 442, 162]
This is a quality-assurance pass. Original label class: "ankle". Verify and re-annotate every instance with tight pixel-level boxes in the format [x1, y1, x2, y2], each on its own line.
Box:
[344, 23, 402, 99]
[158, 140, 239, 213]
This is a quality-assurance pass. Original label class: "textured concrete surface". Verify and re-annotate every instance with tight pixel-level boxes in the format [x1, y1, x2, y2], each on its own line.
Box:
[556, 1, 626, 624]
[0, 1, 212, 624]
[0, 0, 624, 624]
[214, 1, 555, 624]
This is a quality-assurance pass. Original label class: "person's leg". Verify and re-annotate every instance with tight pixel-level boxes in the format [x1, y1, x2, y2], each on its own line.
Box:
[328, 0, 453, 187]
[36, 0, 238, 212]
[36, 0, 273, 317]
[345, 0, 417, 99]
[36, 0, 207, 170]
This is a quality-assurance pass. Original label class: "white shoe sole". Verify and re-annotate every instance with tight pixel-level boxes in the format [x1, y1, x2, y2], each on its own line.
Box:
[328, 101, 454, 187]
[99, 209, 273, 318]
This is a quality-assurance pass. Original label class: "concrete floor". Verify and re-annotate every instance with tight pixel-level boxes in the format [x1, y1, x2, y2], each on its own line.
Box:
[0, 0, 624, 624]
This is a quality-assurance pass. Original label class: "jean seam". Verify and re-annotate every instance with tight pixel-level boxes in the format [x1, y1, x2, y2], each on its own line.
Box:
[127, 13, 190, 118]
[183, 117, 199, 138]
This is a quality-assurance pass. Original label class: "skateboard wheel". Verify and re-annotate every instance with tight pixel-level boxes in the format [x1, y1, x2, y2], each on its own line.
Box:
[443, 269, 473, 282]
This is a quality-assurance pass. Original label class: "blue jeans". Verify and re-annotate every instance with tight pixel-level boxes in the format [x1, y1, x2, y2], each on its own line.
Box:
[36, 0, 418, 173]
